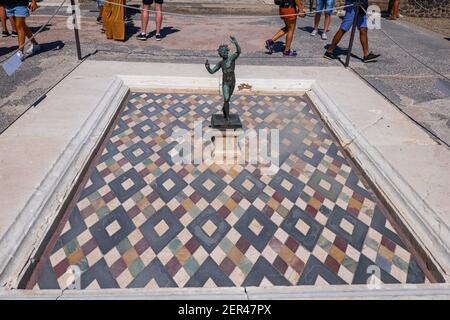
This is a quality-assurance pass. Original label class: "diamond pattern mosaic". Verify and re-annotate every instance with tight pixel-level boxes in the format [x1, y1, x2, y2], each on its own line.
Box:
[29, 93, 429, 289]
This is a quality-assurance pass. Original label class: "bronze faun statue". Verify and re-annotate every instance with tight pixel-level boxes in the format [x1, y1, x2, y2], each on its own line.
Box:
[205, 36, 243, 129]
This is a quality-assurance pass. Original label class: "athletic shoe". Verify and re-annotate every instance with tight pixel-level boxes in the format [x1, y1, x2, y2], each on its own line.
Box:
[283, 49, 297, 57]
[363, 52, 380, 63]
[18, 51, 25, 61]
[311, 29, 318, 36]
[11, 31, 18, 37]
[265, 39, 274, 53]
[323, 51, 337, 60]
[155, 33, 162, 41]
[26, 43, 40, 55]
[2, 31, 10, 37]
[96, 16, 102, 25]
[321, 32, 328, 40]
[136, 32, 148, 40]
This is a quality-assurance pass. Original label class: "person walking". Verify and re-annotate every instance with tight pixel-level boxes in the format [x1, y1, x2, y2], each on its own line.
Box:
[265, 0, 305, 57]
[96, 0, 104, 25]
[311, 0, 335, 40]
[1, 0, 17, 37]
[4, 0, 40, 60]
[387, 0, 399, 20]
[323, 0, 380, 63]
[137, 0, 163, 41]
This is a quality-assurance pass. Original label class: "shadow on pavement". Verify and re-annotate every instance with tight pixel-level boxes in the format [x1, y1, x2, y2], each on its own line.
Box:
[125, 24, 141, 41]
[324, 44, 363, 62]
[146, 26, 180, 40]
[298, 26, 315, 34]
[0, 46, 19, 58]
[28, 40, 65, 59]
[30, 24, 52, 34]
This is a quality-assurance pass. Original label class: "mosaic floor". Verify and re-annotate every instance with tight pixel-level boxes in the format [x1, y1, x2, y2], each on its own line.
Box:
[29, 93, 429, 289]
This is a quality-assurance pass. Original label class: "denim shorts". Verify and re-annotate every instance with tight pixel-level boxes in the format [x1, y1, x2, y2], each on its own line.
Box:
[316, 0, 335, 15]
[6, 5, 30, 18]
[340, 5, 367, 31]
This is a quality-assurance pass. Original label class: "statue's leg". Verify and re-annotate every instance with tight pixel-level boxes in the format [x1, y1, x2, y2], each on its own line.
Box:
[223, 84, 231, 120]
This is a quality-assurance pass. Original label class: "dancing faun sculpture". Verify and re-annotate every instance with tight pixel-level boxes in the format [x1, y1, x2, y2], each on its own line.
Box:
[205, 36, 243, 129]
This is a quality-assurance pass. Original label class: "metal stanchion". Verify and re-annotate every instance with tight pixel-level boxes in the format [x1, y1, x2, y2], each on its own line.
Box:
[344, 1, 360, 68]
[310, 0, 314, 13]
[70, 0, 82, 60]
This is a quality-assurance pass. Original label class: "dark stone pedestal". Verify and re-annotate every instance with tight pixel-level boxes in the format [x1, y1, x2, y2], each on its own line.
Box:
[211, 114, 243, 130]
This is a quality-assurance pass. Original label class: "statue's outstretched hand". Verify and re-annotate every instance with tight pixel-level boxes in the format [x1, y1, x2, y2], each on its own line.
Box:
[205, 60, 210, 68]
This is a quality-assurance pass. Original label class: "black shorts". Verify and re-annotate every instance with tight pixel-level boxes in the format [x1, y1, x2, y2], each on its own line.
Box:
[143, 0, 163, 5]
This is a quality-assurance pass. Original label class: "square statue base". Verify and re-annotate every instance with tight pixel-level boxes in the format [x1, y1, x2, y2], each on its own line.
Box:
[211, 114, 243, 130]
[210, 129, 243, 165]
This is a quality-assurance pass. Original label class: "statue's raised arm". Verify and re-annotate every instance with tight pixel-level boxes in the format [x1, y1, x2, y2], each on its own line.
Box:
[230, 36, 241, 60]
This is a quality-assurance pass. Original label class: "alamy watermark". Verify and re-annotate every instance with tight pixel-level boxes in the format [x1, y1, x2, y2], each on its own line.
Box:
[66, 0, 81, 30]
[366, 265, 382, 290]
[367, 5, 382, 30]
[169, 121, 280, 176]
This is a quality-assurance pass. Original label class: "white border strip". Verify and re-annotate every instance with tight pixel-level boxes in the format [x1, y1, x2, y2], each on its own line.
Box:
[1, 284, 450, 300]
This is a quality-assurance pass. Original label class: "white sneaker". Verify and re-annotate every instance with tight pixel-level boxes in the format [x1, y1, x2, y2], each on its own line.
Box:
[26, 43, 40, 55]
[321, 32, 328, 40]
[18, 51, 25, 61]
[311, 29, 318, 36]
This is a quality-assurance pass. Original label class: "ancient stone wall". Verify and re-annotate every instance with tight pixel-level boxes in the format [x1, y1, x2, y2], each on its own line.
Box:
[401, 0, 450, 18]
[331, 0, 450, 18]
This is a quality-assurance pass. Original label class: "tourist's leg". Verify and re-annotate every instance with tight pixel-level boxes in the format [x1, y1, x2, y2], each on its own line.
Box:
[392, 0, 399, 19]
[326, 29, 345, 53]
[284, 19, 297, 52]
[323, 13, 331, 33]
[359, 27, 370, 57]
[15, 16, 37, 51]
[314, 0, 324, 31]
[96, 0, 103, 21]
[9, 15, 16, 32]
[272, 22, 288, 42]
[155, 3, 162, 35]
[1, 5, 8, 33]
[141, 4, 149, 34]
[14, 17, 25, 52]
[327, 4, 352, 54]
[313, 12, 321, 31]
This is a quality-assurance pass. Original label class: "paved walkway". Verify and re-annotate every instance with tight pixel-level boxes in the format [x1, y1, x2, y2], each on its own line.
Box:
[0, 7, 449, 144]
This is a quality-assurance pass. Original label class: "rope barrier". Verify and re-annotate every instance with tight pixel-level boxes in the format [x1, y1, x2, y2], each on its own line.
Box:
[101, 1, 354, 19]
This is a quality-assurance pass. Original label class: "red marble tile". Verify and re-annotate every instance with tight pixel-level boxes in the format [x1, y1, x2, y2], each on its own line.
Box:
[324, 255, 340, 274]
[110, 258, 127, 278]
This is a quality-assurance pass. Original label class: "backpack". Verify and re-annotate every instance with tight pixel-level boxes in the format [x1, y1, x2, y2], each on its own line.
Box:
[274, 0, 294, 6]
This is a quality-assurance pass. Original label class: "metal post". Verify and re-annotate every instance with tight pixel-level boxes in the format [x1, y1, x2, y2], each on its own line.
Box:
[310, 0, 313, 13]
[344, 1, 360, 68]
[70, 0, 82, 60]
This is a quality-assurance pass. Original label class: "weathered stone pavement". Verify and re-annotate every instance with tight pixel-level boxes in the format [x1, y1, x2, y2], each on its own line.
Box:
[1, 6, 449, 145]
